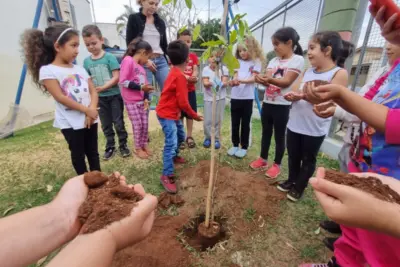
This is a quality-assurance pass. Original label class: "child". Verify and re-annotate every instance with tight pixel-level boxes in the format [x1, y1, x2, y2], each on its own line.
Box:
[21, 24, 100, 175]
[280, 31, 352, 202]
[228, 35, 264, 158]
[119, 38, 155, 159]
[156, 40, 203, 193]
[82, 25, 130, 160]
[250, 27, 305, 179]
[177, 29, 199, 149]
[301, 57, 400, 267]
[202, 52, 229, 149]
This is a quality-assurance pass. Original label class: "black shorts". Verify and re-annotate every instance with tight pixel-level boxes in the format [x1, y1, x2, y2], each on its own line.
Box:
[181, 91, 197, 119]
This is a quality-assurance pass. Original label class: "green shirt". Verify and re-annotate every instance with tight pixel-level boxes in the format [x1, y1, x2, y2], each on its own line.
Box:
[83, 52, 121, 97]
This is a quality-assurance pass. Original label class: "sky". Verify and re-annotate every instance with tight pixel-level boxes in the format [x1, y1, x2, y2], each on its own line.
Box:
[90, 0, 284, 26]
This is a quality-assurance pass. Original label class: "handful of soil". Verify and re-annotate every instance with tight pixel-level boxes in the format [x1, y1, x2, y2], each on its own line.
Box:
[78, 171, 143, 234]
[325, 170, 400, 205]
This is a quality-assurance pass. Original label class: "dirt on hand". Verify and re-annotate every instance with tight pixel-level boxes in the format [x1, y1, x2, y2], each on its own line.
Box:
[78, 171, 143, 234]
[325, 169, 400, 204]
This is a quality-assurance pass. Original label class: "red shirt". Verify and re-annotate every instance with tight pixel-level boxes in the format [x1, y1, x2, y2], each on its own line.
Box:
[184, 53, 199, 92]
[156, 67, 199, 120]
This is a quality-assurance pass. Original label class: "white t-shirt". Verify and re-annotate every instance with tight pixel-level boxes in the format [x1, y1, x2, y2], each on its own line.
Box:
[202, 65, 229, 101]
[143, 24, 163, 54]
[287, 66, 342, 137]
[264, 55, 304, 105]
[231, 59, 262, 100]
[39, 64, 95, 130]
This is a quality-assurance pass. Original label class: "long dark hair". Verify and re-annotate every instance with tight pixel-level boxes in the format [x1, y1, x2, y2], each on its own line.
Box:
[312, 31, 355, 68]
[272, 27, 303, 56]
[21, 24, 79, 90]
[123, 37, 153, 59]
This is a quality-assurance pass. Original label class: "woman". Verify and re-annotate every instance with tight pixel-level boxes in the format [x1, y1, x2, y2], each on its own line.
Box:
[126, 0, 169, 91]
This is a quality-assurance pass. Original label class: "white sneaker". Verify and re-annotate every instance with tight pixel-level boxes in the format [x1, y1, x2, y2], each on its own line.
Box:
[227, 147, 239, 156]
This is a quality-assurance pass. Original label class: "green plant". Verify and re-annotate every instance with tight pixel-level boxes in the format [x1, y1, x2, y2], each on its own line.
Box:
[243, 207, 257, 222]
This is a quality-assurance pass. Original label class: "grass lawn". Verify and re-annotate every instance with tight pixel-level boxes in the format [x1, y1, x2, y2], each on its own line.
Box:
[0, 108, 339, 266]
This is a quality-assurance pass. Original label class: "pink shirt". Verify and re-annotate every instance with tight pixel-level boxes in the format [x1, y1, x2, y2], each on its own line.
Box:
[119, 56, 147, 103]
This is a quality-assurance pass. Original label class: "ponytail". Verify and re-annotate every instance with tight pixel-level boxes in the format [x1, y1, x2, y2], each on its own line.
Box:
[273, 27, 303, 56]
[21, 24, 79, 91]
[337, 40, 355, 68]
[123, 37, 153, 59]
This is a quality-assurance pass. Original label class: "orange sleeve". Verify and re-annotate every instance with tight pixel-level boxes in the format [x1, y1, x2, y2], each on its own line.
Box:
[176, 74, 198, 119]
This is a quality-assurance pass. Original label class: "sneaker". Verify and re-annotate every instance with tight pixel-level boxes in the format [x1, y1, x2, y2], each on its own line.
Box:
[323, 237, 338, 252]
[298, 264, 329, 267]
[173, 156, 186, 164]
[215, 140, 221, 150]
[203, 139, 211, 148]
[287, 188, 302, 202]
[119, 144, 131, 158]
[227, 146, 239, 156]
[277, 180, 294, 192]
[160, 175, 177, 194]
[265, 164, 281, 179]
[319, 220, 342, 234]
[103, 147, 116, 160]
[234, 148, 247, 158]
[249, 158, 268, 170]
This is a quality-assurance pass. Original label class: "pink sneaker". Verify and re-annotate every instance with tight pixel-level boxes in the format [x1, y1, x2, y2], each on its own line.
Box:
[160, 175, 177, 194]
[249, 158, 268, 170]
[265, 163, 281, 179]
[173, 156, 186, 164]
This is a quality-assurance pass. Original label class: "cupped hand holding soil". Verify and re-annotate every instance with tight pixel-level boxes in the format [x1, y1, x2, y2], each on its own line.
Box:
[78, 171, 158, 250]
[303, 80, 329, 104]
[310, 168, 400, 237]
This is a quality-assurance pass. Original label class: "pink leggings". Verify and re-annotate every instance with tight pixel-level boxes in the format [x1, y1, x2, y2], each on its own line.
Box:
[334, 162, 400, 266]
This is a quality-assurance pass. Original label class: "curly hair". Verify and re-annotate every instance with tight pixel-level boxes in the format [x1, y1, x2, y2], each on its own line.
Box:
[21, 24, 79, 91]
[236, 35, 265, 63]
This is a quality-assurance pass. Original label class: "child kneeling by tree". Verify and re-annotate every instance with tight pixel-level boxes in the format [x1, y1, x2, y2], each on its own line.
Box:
[156, 40, 203, 194]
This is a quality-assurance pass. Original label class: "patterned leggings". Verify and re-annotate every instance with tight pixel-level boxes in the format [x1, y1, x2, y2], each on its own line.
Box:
[125, 102, 149, 149]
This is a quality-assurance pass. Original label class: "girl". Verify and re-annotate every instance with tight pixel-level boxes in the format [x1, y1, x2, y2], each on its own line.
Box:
[250, 27, 305, 179]
[202, 51, 229, 149]
[279, 31, 352, 202]
[21, 24, 100, 175]
[119, 38, 154, 159]
[228, 36, 264, 158]
[301, 57, 400, 266]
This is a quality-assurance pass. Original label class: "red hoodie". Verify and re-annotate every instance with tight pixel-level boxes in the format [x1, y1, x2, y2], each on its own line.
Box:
[156, 67, 199, 120]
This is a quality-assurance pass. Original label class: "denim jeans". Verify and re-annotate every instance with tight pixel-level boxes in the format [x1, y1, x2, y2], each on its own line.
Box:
[145, 56, 169, 94]
[158, 117, 185, 176]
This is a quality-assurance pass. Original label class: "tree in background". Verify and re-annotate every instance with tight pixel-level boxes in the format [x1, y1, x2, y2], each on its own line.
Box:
[115, 5, 135, 39]
[191, 18, 221, 49]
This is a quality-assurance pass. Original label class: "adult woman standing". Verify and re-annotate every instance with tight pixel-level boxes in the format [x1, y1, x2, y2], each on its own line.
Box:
[126, 0, 169, 91]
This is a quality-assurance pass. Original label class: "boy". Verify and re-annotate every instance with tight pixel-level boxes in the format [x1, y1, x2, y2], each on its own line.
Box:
[82, 25, 130, 160]
[177, 29, 199, 149]
[202, 52, 229, 149]
[156, 40, 203, 193]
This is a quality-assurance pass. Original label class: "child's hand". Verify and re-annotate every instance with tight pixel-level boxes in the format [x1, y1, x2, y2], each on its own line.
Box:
[304, 82, 343, 103]
[255, 74, 269, 85]
[142, 84, 154, 93]
[284, 91, 304, 102]
[85, 116, 94, 129]
[85, 107, 98, 120]
[96, 87, 104, 93]
[144, 100, 150, 111]
[229, 80, 240, 87]
[188, 76, 198, 83]
[194, 115, 204, 122]
[313, 101, 336, 118]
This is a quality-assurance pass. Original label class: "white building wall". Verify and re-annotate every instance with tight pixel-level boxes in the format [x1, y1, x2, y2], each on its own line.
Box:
[97, 23, 127, 49]
[0, 0, 92, 126]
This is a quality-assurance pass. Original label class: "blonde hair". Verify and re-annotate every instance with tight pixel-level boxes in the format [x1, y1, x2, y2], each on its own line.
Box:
[236, 35, 265, 63]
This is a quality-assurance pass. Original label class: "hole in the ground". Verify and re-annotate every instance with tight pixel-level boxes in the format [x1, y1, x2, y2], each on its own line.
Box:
[181, 214, 229, 252]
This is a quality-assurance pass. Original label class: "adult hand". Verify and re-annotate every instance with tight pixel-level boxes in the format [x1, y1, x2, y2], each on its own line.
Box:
[284, 91, 304, 102]
[313, 101, 336, 118]
[310, 168, 400, 235]
[107, 177, 157, 251]
[85, 107, 98, 120]
[146, 60, 157, 73]
[370, 5, 400, 45]
[142, 84, 155, 93]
